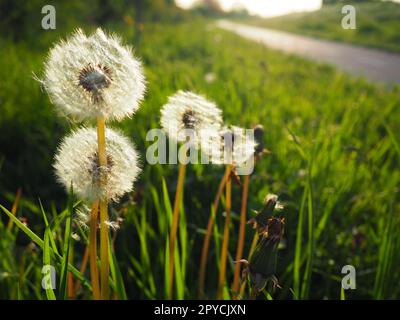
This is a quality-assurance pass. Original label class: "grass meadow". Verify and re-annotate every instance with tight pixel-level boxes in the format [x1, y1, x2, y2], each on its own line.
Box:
[1, 10, 400, 300]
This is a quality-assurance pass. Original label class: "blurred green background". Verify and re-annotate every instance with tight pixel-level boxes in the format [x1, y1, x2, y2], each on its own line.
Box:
[0, 0, 400, 300]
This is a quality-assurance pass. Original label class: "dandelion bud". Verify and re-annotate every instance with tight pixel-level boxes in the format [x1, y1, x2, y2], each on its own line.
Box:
[43, 28, 146, 121]
[249, 194, 283, 234]
[53, 127, 141, 202]
[247, 217, 285, 297]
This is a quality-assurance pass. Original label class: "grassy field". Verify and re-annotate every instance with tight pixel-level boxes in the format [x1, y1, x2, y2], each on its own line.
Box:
[235, 2, 400, 52]
[1, 16, 400, 300]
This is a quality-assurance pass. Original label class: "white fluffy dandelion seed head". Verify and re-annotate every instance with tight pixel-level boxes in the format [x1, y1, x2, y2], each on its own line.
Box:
[53, 127, 141, 202]
[203, 125, 256, 166]
[160, 91, 223, 147]
[43, 28, 146, 122]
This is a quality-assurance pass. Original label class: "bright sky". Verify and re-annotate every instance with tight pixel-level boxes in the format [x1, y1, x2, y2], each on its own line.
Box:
[175, 0, 323, 17]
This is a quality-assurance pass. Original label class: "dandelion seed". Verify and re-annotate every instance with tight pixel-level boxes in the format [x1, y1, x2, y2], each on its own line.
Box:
[71, 233, 81, 241]
[75, 205, 91, 229]
[43, 28, 146, 121]
[53, 127, 141, 202]
[160, 91, 223, 147]
[104, 220, 120, 231]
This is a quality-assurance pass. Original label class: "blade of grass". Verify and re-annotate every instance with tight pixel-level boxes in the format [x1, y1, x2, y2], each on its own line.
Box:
[169, 162, 186, 299]
[108, 242, 127, 300]
[59, 198, 73, 299]
[162, 178, 173, 298]
[176, 192, 187, 299]
[39, 199, 59, 255]
[43, 227, 56, 300]
[293, 185, 308, 299]
[301, 158, 315, 300]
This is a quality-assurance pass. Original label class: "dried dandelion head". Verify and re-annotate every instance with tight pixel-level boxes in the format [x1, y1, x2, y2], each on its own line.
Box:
[53, 127, 141, 202]
[43, 28, 146, 121]
[160, 91, 223, 147]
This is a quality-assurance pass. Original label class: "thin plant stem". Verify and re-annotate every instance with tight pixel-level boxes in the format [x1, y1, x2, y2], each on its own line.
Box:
[97, 116, 109, 300]
[239, 232, 259, 298]
[89, 200, 100, 300]
[168, 162, 187, 299]
[217, 165, 232, 299]
[74, 245, 89, 294]
[7, 188, 22, 231]
[198, 165, 232, 299]
[232, 174, 250, 299]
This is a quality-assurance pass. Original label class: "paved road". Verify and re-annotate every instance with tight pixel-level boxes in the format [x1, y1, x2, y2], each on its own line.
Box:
[218, 20, 400, 85]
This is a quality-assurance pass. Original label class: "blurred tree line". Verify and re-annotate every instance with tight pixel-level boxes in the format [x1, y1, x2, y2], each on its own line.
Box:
[0, 0, 187, 41]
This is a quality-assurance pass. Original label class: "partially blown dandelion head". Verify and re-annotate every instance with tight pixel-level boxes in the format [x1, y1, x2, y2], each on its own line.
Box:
[54, 127, 141, 202]
[43, 28, 146, 121]
[160, 91, 223, 146]
[203, 125, 256, 166]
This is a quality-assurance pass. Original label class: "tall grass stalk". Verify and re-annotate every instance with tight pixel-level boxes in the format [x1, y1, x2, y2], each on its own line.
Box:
[301, 162, 315, 299]
[198, 165, 232, 298]
[67, 247, 75, 299]
[168, 162, 186, 299]
[232, 174, 249, 298]
[97, 116, 110, 300]
[217, 165, 232, 299]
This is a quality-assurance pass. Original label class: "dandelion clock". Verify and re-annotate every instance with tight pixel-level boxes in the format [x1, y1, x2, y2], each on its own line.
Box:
[43, 28, 146, 121]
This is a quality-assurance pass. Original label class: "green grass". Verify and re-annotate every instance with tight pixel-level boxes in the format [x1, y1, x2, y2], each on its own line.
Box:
[234, 2, 400, 52]
[0, 17, 400, 299]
